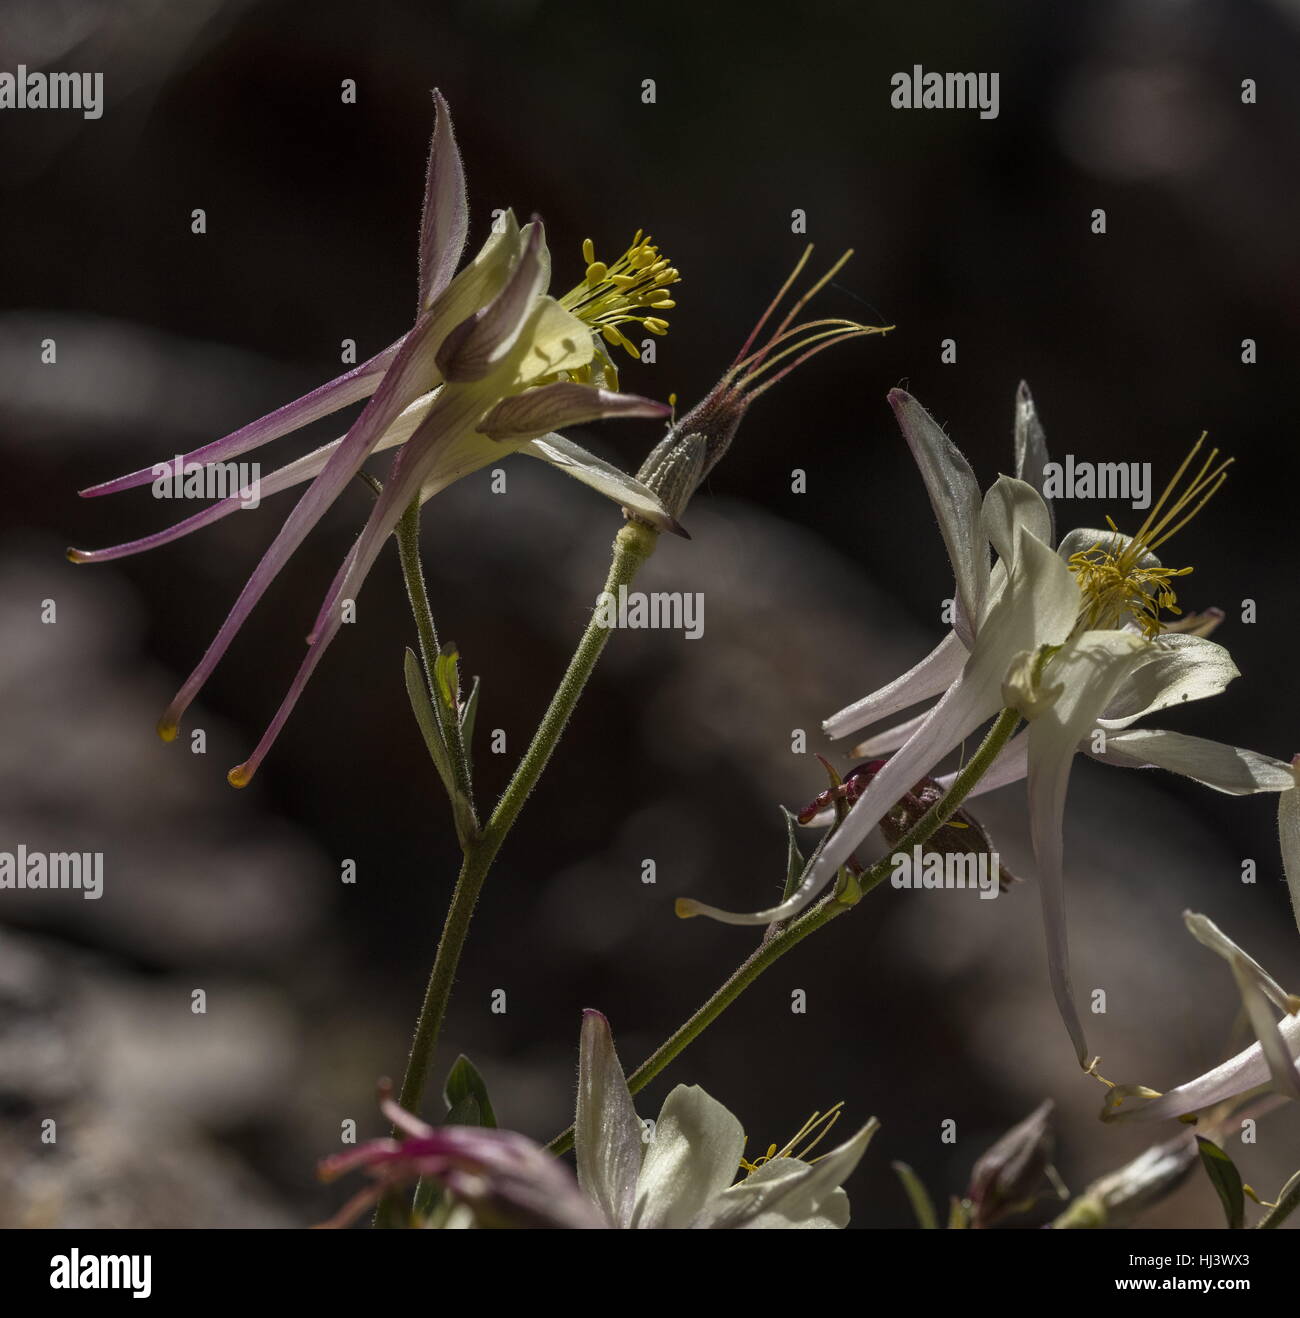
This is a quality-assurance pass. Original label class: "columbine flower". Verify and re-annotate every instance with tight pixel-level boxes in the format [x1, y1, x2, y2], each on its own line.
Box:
[69, 91, 681, 786]
[317, 1087, 606, 1230]
[1102, 911, 1300, 1124]
[575, 1010, 877, 1228]
[679, 383, 1292, 1069]
[319, 1012, 877, 1229]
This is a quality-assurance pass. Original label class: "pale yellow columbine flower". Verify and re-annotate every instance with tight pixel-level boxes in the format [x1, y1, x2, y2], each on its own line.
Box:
[70, 92, 682, 786]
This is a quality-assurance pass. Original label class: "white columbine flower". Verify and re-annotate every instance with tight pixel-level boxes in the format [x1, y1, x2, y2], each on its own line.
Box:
[679, 383, 1299, 1068]
[1103, 911, 1300, 1123]
[576, 1010, 877, 1228]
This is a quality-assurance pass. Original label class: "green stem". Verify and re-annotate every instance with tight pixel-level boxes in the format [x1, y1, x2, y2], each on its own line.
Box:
[395, 518, 660, 1120]
[546, 705, 1021, 1155]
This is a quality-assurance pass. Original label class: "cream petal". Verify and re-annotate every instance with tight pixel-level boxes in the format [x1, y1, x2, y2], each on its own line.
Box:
[693, 1121, 875, 1229]
[575, 1011, 646, 1229]
[1026, 630, 1152, 1064]
[1013, 381, 1054, 544]
[889, 389, 989, 646]
[823, 630, 965, 743]
[631, 1086, 745, 1229]
[1093, 728, 1294, 795]
[1096, 635, 1240, 729]
[981, 475, 1053, 568]
[1281, 758, 1300, 935]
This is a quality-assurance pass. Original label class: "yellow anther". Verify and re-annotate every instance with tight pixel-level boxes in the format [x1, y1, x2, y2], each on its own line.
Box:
[582, 238, 595, 265]
[1068, 436, 1231, 638]
[585, 261, 608, 285]
[559, 231, 681, 358]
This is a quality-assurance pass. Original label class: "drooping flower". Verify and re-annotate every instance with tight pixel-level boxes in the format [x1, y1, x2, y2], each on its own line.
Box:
[69, 91, 681, 785]
[1102, 911, 1300, 1124]
[679, 383, 1289, 1070]
[317, 1087, 607, 1230]
[575, 1010, 877, 1228]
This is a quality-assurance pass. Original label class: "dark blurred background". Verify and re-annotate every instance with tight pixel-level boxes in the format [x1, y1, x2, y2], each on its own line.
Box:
[2, 0, 1298, 1228]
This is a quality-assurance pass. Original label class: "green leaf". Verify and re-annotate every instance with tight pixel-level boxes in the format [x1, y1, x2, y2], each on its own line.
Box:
[780, 806, 805, 902]
[1257, 1168, 1300, 1229]
[405, 649, 477, 850]
[1197, 1136, 1245, 1229]
[404, 648, 455, 794]
[444, 1054, 497, 1129]
[892, 1160, 938, 1229]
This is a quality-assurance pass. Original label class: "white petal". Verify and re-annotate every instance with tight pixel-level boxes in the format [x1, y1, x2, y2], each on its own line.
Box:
[1094, 728, 1294, 795]
[693, 1120, 877, 1229]
[1013, 381, 1054, 544]
[1106, 1014, 1300, 1122]
[1096, 635, 1240, 729]
[631, 1086, 745, 1229]
[1281, 760, 1300, 936]
[1183, 912, 1295, 1015]
[1027, 630, 1151, 1063]
[849, 707, 932, 758]
[889, 389, 989, 646]
[823, 631, 964, 742]
[522, 433, 683, 535]
[576, 1011, 646, 1228]
[981, 475, 1052, 569]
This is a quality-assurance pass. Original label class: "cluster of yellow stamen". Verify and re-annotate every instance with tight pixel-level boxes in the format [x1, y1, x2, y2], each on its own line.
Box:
[1067, 436, 1233, 639]
[739, 1102, 844, 1175]
[559, 231, 680, 361]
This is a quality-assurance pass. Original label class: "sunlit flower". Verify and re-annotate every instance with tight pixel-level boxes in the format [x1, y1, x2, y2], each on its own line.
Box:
[576, 1010, 877, 1228]
[1102, 911, 1300, 1124]
[679, 384, 1289, 1070]
[69, 92, 679, 785]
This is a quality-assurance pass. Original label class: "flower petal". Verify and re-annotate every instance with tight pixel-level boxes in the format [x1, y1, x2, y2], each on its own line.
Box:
[849, 707, 932, 759]
[1104, 1015, 1300, 1123]
[1014, 381, 1054, 544]
[522, 433, 684, 536]
[631, 1085, 745, 1229]
[78, 340, 403, 499]
[823, 631, 965, 742]
[692, 1120, 877, 1229]
[1096, 635, 1240, 729]
[1026, 630, 1152, 1064]
[937, 728, 1030, 800]
[69, 391, 437, 564]
[889, 389, 989, 645]
[1281, 758, 1300, 935]
[417, 90, 469, 310]
[436, 222, 548, 382]
[479, 382, 669, 442]
[1092, 728, 1294, 795]
[576, 1010, 646, 1229]
[981, 475, 1053, 568]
